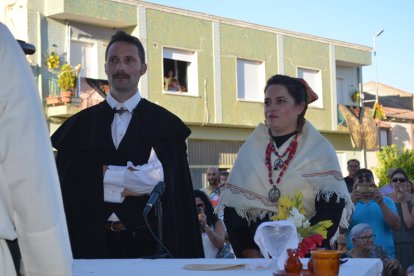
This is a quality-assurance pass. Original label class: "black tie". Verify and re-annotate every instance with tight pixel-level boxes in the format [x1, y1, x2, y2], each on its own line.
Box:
[113, 108, 128, 114]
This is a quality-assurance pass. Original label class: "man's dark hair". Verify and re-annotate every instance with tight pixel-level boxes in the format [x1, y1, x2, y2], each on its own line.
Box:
[347, 159, 360, 166]
[219, 171, 229, 177]
[105, 30, 145, 63]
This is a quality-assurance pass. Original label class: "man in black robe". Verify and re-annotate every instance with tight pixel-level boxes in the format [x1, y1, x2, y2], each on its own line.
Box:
[51, 30, 203, 259]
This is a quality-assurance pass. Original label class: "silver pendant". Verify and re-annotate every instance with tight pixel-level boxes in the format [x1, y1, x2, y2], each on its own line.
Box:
[268, 186, 281, 202]
[273, 158, 282, 170]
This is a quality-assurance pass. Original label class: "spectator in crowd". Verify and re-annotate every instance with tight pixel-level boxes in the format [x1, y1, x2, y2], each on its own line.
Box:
[346, 169, 401, 258]
[201, 167, 221, 207]
[194, 190, 226, 258]
[0, 22, 72, 275]
[217, 74, 352, 258]
[344, 159, 360, 193]
[167, 78, 182, 92]
[219, 170, 229, 187]
[51, 30, 203, 259]
[388, 168, 414, 270]
[347, 223, 403, 276]
[380, 168, 396, 196]
[164, 69, 174, 90]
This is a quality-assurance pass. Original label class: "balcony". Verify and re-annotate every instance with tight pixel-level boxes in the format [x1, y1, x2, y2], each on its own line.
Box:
[44, 0, 137, 28]
[45, 96, 81, 118]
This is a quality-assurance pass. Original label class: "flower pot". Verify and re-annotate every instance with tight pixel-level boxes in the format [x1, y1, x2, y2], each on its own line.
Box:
[60, 91, 73, 98]
[60, 91, 73, 103]
[46, 96, 62, 106]
[61, 96, 72, 103]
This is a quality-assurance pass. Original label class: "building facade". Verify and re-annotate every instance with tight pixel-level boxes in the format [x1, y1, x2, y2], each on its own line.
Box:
[1, 0, 372, 187]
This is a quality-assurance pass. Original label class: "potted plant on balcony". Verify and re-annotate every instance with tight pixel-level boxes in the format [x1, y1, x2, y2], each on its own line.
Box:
[58, 64, 80, 103]
[45, 50, 62, 106]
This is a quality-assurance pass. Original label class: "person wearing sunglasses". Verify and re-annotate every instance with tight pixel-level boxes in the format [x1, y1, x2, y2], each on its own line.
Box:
[347, 223, 403, 276]
[346, 169, 401, 259]
[388, 168, 414, 271]
[194, 190, 227, 258]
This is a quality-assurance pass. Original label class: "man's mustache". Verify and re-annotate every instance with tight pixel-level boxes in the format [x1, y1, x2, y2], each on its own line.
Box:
[113, 73, 130, 78]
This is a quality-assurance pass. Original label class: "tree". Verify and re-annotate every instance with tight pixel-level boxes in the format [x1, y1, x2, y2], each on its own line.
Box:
[374, 144, 414, 186]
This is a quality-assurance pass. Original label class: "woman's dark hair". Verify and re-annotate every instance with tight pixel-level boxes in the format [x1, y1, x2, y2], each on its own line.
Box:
[194, 189, 218, 227]
[105, 30, 146, 63]
[264, 74, 308, 104]
[390, 168, 409, 181]
[354, 168, 375, 181]
[264, 74, 308, 131]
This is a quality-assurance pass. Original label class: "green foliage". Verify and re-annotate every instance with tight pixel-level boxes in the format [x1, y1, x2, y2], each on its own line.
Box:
[374, 144, 414, 186]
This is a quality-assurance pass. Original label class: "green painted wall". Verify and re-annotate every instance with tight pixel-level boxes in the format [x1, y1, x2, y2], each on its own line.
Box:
[336, 45, 371, 65]
[284, 36, 332, 131]
[44, 0, 136, 26]
[220, 24, 278, 126]
[146, 9, 213, 124]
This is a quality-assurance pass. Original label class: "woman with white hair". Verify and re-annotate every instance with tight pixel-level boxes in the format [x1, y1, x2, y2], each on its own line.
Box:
[348, 223, 403, 276]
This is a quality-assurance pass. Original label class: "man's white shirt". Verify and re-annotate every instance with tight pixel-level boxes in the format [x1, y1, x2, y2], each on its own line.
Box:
[104, 92, 164, 220]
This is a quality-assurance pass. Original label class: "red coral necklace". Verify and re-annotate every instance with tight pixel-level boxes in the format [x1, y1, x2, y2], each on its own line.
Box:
[265, 131, 299, 202]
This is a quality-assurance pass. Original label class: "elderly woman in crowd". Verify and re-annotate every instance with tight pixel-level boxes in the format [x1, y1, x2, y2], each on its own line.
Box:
[217, 74, 352, 258]
[388, 168, 414, 270]
[347, 223, 403, 276]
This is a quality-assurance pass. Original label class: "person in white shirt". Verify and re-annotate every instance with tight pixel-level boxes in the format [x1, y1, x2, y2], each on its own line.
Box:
[51, 30, 204, 259]
[0, 22, 72, 276]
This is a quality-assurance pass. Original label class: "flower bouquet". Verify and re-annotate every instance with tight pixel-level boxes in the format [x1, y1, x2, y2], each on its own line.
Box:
[271, 191, 333, 257]
[46, 51, 61, 72]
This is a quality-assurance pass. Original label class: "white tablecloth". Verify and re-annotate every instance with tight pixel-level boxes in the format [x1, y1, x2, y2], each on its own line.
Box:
[73, 258, 383, 276]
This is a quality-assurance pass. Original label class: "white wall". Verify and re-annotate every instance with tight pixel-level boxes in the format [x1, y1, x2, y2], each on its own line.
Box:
[336, 67, 359, 106]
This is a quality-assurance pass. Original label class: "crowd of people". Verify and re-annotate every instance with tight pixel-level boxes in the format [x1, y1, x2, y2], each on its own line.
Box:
[337, 164, 414, 275]
[2, 23, 414, 276]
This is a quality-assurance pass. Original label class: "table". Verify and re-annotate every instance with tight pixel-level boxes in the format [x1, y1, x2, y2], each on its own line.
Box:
[73, 258, 383, 276]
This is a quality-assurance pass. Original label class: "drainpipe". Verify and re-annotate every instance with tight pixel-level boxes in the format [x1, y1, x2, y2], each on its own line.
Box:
[37, 11, 42, 98]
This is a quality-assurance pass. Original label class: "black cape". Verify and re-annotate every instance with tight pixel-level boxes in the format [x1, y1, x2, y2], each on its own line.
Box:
[51, 99, 204, 259]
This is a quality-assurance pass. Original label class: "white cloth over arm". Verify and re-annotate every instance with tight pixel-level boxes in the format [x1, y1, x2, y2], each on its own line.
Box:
[104, 148, 164, 203]
[0, 23, 72, 276]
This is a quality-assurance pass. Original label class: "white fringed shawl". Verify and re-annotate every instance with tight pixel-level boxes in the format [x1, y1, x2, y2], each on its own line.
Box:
[217, 122, 353, 230]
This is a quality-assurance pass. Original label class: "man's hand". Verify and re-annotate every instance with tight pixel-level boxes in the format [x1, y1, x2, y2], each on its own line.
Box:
[121, 188, 148, 197]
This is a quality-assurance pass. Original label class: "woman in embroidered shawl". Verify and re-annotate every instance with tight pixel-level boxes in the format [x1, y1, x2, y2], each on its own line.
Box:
[217, 74, 352, 258]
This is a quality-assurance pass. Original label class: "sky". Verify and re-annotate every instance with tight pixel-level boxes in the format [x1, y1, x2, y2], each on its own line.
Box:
[144, 0, 414, 93]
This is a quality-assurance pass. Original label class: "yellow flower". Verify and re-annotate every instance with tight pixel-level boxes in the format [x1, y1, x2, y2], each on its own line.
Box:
[372, 101, 386, 120]
[274, 195, 293, 220]
[45, 51, 62, 71]
[272, 191, 333, 240]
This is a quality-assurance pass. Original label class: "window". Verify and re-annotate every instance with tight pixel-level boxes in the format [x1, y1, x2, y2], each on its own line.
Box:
[70, 40, 98, 79]
[297, 67, 323, 108]
[237, 58, 265, 102]
[163, 48, 198, 95]
[379, 128, 390, 147]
